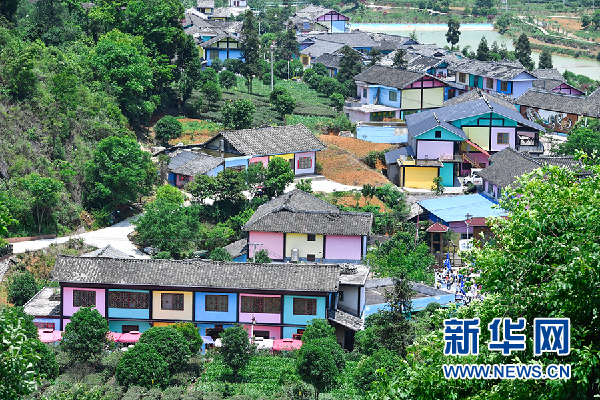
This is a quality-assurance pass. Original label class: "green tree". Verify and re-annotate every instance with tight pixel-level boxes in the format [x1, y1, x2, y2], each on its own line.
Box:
[7, 271, 38, 306]
[219, 70, 237, 89]
[445, 18, 461, 50]
[582, 13, 592, 29]
[155, 184, 186, 204]
[84, 135, 156, 212]
[252, 248, 272, 263]
[312, 62, 328, 77]
[0, 192, 16, 245]
[431, 176, 445, 194]
[269, 86, 288, 104]
[154, 115, 183, 144]
[301, 318, 335, 343]
[514, 33, 534, 70]
[173, 322, 204, 354]
[329, 93, 345, 111]
[115, 343, 170, 388]
[476, 36, 490, 61]
[211, 57, 224, 72]
[277, 21, 300, 61]
[593, 10, 600, 30]
[138, 326, 191, 372]
[336, 45, 363, 84]
[392, 49, 407, 68]
[274, 93, 297, 118]
[220, 325, 253, 380]
[296, 178, 313, 194]
[296, 337, 344, 400]
[263, 157, 294, 198]
[203, 81, 223, 108]
[240, 9, 261, 93]
[494, 13, 512, 34]
[368, 48, 382, 66]
[538, 47, 553, 69]
[353, 349, 400, 393]
[0, 308, 41, 399]
[317, 76, 342, 96]
[0, 0, 20, 22]
[62, 307, 109, 363]
[209, 247, 233, 261]
[221, 99, 256, 130]
[556, 119, 600, 157]
[198, 67, 218, 87]
[20, 173, 64, 234]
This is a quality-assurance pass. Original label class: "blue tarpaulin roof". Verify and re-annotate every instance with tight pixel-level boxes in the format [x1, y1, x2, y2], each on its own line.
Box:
[418, 194, 507, 223]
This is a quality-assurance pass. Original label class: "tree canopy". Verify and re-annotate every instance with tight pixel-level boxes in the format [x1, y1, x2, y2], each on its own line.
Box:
[62, 307, 109, 363]
[445, 18, 460, 50]
[336, 45, 363, 84]
[515, 33, 534, 71]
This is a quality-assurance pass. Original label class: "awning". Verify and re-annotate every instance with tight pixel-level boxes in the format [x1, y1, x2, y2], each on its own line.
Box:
[107, 331, 122, 342]
[273, 339, 302, 351]
[118, 331, 142, 343]
[327, 309, 364, 331]
[38, 329, 62, 343]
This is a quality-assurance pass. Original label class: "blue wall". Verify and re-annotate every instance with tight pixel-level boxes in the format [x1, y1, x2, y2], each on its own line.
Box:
[439, 162, 454, 187]
[107, 289, 150, 320]
[195, 292, 238, 322]
[356, 125, 408, 144]
[206, 50, 243, 66]
[224, 156, 250, 170]
[108, 320, 151, 333]
[283, 326, 306, 339]
[233, 254, 247, 262]
[282, 295, 326, 325]
[331, 20, 346, 33]
[33, 318, 60, 330]
[378, 86, 401, 108]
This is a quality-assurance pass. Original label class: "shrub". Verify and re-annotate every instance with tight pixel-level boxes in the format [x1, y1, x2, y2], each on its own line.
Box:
[329, 93, 345, 111]
[154, 116, 183, 144]
[221, 99, 255, 130]
[308, 74, 323, 90]
[203, 81, 223, 108]
[32, 340, 59, 380]
[269, 86, 288, 104]
[315, 161, 323, 175]
[7, 270, 38, 306]
[219, 70, 237, 89]
[211, 58, 224, 72]
[296, 179, 313, 194]
[296, 337, 344, 399]
[300, 318, 335, 343]
[156, 184, 186, 204]
[100, 349, 125, 375]
[199, 68, 218, 87]
[224, 58, 244, 75]
[353, 349, 400, 393]
[274, 94, 297, 118]
[220, 325, 253, 380]
[302, 68, 315, 82]
[62, 307, 109, 363]
[173, 322, 204, 355]
[312, 63, 328, 77]
[138, 326, 191, 372]
[364, 151, 379, 168]
[252, 249, 272, 263]
[317, 77, 342, 97]
[209, 247, 233, 261]
[116, 343, 171, 388]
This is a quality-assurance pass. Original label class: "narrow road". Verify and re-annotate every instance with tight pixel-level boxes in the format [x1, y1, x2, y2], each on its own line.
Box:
[12, 216, 149, 258]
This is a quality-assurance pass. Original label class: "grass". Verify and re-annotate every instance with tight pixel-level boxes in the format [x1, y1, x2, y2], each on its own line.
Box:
[169, 119, 224, 145]
[285, 115, 334, 134]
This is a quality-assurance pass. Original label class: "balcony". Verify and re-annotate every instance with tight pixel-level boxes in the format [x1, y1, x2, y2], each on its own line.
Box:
[439, 154, 463, 163]
[516, 143, 544, 154]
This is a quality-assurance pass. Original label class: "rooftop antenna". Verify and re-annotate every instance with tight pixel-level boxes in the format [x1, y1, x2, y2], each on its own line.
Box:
[434, 112, 440, 124]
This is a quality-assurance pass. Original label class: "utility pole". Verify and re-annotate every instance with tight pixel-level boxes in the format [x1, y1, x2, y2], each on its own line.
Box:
[270, 43, 276, 91]
[287, 60, 290, 80]
[465, 213, 473, 240]
[249, 242, 264, 262]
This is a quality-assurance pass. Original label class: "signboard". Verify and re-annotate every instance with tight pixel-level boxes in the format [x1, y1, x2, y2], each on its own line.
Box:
[459, 239, 473, 251]
[472, 177, 483, 185]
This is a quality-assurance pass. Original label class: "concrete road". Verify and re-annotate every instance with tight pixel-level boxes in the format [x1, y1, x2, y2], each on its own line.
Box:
[12, 216, 149, 258]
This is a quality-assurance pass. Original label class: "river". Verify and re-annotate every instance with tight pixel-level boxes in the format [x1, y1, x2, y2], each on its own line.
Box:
[352, 23, 600, 80]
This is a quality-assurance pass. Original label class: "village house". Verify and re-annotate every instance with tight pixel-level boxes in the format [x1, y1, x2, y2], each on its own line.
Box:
[196, 0, 214, 15]
[26, 256, 368, 349]
[242, 190, 373, 263]
[292, 5, 350, 33]
[397, 90, 544, 189]
[298, 32, 376, 68]
[167, 150, 224, 188]
[199, 33, 243, 66]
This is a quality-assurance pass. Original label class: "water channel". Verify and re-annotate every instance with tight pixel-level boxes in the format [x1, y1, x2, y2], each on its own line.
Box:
[352, 23, 600, 80]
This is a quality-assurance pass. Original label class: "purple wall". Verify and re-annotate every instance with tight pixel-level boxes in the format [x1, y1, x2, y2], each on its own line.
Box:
[325, 235, 362, 260]
[248, 231, 284, 260]
[243, 325, 281, 339]
[449, 221, 471, 235]
[416, 140, 454, 160]
[490, 127, 516, 151]
[239, 294, 281, 324]
[63, 287, 106, 317]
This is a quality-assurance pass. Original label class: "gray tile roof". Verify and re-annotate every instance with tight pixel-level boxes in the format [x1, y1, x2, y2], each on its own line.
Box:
[171, 153, 224, 176]
[531, 68, 565, 81]
[514, 88, 594, 116]
[308, 32, 378, 49]
[168, 150, 199, 170]
[535, 156, 589, 174]
[300, 40, 344, 58]
[532, 78, 568, 92]
[197, 0, 214, 8]
[384, 145, 415, 164]
[327, 308, 364, 331]
[295, 5, 333, 20]
[223, 238, 247, 258]
[242, 190, 373, 236]
[477, 147, 541, 189]
[312, 53, 342, 69]
[199, 32, 239, 48]
[353, 65, 430, 90]
[204, 124, 326, 156]
[24, 287, 61, 317]
[443, 88, 516, 110]
[449, 59, 534, 81]
[52, 256, 341, 292]
[407, 55, 444, 73]
[82, 245, 133, 259]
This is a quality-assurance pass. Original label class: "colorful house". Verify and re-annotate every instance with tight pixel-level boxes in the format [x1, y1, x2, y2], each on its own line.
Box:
[199, 33, 242, 65]
[242, 190, 372, 263]
[167, 150, 224, 188]
[41, 256, 367, 349]
[224, 238, 248, 262]
[196, 0, 214, 15]
[293, 5, 350, 33]
[449, 59, 537, 99]
[347, 65, 449, 125]
[401, 90, 544, 189]
[200, 124, 326, 177]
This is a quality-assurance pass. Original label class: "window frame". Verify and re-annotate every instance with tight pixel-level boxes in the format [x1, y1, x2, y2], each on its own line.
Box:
[362, 88, 367, 98]
[306, 254, 316, 262]
[389, 90, 397, 102]
[122, 325, 139, 333]
[161, 293, 184, 311]
[486, 78, 493, 89]
[240, 296, 281, 314]
[307, 234, 316, 242]
[292, 298, 318, 315]
[205, 294, 229, 312]
[500, 81, 508, 92]
[497, 132, 510, 145]
[209, 50, 219, 60]
[298, 156, 312, 170]
[73, 290, 96, 307]
[434, 130, 442, 139]
[108, 291, 149, 309]
[459, 73, 467, 83]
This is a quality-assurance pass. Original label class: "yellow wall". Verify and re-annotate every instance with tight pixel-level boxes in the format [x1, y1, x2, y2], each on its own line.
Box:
[285, 233, 324, 258]
[153, 322, 175, 327]
[404, 167, 439, 189]
[423, 87, 445, 108]
[462, 127, 490, 151]
[270, 153, 294, 161]
[401, 89, 421, 110]
[152, 291, 193, 321]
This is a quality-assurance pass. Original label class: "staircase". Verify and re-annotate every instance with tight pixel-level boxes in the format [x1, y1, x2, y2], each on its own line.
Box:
[462, 152, 483, 169]
[464, 139, 490, 157]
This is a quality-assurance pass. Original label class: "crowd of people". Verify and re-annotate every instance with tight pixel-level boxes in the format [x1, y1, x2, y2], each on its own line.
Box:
[435, 267, 485, 307]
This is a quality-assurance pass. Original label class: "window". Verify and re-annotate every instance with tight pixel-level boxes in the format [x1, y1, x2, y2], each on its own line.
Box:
[293, 298, 317, 315]
[500, 81, 508, 92]
[254, 330, 270, 338]
[389, 91, 397, 102]
[307, 234, 316, 242]
[473, 76, 479, 87]
[289, 159, 295, 171]
[226, 165, 245, 171]
[73, 290, 95, 307]
[486, 78, 493, 89]
[240, 296, 281, 314]
[35, 322, 55, 330]
[122, 325, 139, 333]
[302, 56, 308, 66]
[205, 294, 229, 312]
[297, 156, 312, 170]
[363, 88, 367, 98]
[338, 291, 344, 302]
[109, 291, 149, 309]
[307, 254, 316, 262]
[303, 22, 309, 30]
[459, 73, 467, 83]
[435, 130, 442, 139]
[161, 293, 184, 310]
[209, 51, 219, 60]
[497, 132, 510, 145]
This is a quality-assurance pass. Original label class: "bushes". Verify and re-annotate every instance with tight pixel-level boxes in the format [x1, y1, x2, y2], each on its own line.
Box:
[209, 247, 233, 261]
[219, 70, 237, 89]
[269, 87, 288, 104]
[173, 323, 204, 355]
[7, 270, 38, 306]
[329, 93, 345, 111]
[317, 77, 342, 97]
[252, 249, 272, 263]
[221, 99, 255, 130]
[138, 326, 191, 372]
[154, 116, 183, 144]
[116, 343, 170, 388]
[156, 185, 185, 204]
[203, 81, 223, 108]
[273, 94, 296, 118]
[364, 151, 380, 169]
[62, 307, 109, 363]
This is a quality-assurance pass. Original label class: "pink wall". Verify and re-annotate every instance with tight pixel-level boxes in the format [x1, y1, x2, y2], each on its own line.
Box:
[243, 325, 281, 339]
[346, 109, 370, 124]
[490, 127, 516, 151]
[417, 140, 454, 160]
[449, 221, 471, 235]
[294, 151, 315, 175]
[63, 287, 106, 317]
[248, 231, 284, 260]
[325, 235, 362, 260]
[249, 156, 269, 167]
[408, 79, 446, 88]
[239, 294, 281, 324]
